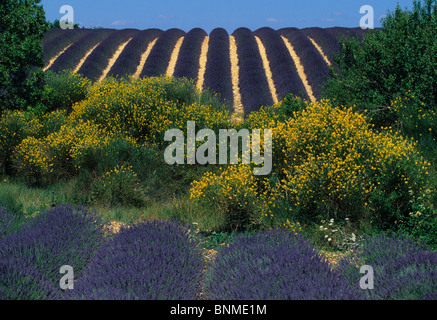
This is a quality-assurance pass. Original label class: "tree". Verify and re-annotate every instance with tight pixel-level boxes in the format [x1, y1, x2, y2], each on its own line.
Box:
[0, 0, 48, 112]
[322, 0, 437, 126]
[48, 19, 81, 29]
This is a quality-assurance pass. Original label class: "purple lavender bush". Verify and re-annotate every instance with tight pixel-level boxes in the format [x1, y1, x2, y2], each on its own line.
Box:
[336, 234, 437, 300]
[278, 28, 331, 100]
[42, 28, 74, 46]
[203, 28, 233, 108]
[173, 28, 207, 81]
[0, 205, 105, 300]
[49, 29, 114, 73]
[43, 29, 89, 66]
[78, 29, 140, 81]
[140, 28, 186, 78]
[66, 219, 204, 300]
[253, 27, 309, 101]
[107, 29, 163, 78]
[204, 229, 359, 300]
[232, 28, 274, 114]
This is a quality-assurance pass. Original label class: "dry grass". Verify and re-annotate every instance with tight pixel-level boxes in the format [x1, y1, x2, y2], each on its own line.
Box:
[99, 38, 133, 82]
[255, 36, 279, 104]
[43, 43, 74, 72]
[73, 42, 102, 73]
[307, 36, 332, 66]
[166, 36, 185, 77]
[229, 35, 244, 121]
[281, 35, 316, 103]
[196, 36, 209, 91]
[133, 38, 158, 78]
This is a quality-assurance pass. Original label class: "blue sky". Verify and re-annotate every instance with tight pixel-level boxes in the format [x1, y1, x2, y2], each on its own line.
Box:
[41, 0, 415, 33]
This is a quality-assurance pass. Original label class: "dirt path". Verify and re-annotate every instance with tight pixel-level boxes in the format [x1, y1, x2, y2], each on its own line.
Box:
[133, 38, 158, 78]
[166, 36, 185, 77]
[281, 35, 316, 103]
[196, 36, 209, 91]
[99, 38, 133, 82]
[229, 36, 244, 121]
[307, 36, 332, 66]
[255, 36, 279, 104]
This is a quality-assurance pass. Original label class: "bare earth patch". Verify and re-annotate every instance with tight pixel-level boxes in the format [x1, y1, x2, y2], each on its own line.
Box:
[99, 38, 133, 82]
[229, 36, 244, 121]
[255, 36, 279, 104]
[73, 42, 102, 73]
[166, 36, 185, 77]
[133, 38, 158, 78]
[281, 35, 316, 103]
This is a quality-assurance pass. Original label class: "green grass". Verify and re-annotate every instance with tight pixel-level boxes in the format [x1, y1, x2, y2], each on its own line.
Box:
[0, 176, 227, 233]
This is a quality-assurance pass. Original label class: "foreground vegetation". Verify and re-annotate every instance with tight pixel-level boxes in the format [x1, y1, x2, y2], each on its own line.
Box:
[0, 0, 436, 300]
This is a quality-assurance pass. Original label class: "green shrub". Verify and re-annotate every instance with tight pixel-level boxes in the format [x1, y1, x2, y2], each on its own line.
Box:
[90, 164, 148, 208]
[42, 70, 91, 112]
[192, 98, 434, 236]
[70, 76, 230, 146]
[0, 110, 42, 175]
[323, 0, 437, 128]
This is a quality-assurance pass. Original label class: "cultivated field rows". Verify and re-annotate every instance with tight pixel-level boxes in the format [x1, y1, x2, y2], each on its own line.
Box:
[43, 27, 367, 114]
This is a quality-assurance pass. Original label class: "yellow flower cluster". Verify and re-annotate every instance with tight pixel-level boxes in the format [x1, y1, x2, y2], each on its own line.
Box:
[190, 98, 431, 226]
[190, 164, 262, 211]
[70, 76, 230, 146]
[102, 164, 138, 184]
[388, 90, 436, 136]
[273, 99, 429, 212]
[13, 136, 53, 176]
[14, 120, 113, 178]
[283, 220, 303, 235]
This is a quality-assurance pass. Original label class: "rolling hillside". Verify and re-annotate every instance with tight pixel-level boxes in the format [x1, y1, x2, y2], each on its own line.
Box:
[42, 27, 368, 114]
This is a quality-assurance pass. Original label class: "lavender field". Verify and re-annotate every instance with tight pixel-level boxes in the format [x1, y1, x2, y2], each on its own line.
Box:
[42, 27, 367, 114]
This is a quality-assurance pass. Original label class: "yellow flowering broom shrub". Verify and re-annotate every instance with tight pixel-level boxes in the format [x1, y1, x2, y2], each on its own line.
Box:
[69, 76, 230, 146]
[13, 120, 114, 182]
[0, 109, 66, 174]
[190, 164, 269, 231]
[191, 98, 433, 232]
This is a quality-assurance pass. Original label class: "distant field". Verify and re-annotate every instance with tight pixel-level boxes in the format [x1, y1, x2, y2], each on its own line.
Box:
[43, 27, 368, 114]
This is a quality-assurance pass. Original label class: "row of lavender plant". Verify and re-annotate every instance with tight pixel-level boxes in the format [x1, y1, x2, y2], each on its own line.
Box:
[232, 27, 273, 113]
[301, 27, 341, 67]
[336, 234, 437, 300]
[0, 205, 105, 300]
[173, 28, 207, 82]
[279, 28, 332, 100]
[139, 28, 186, 78]
[77, 29, 141, 82]
[204, 229, 360, 300]
[66, 220, 204, 300]
[205, 230, 437, 300]
[1, 203, 435, 300]
[42, 28, 72, 46]
[48, 29, 115, 73]
[253, 27, 309, 101]
[107, 29, 163, 78]
[42, 29, 90, 66]
[202, 28, 234, 108]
